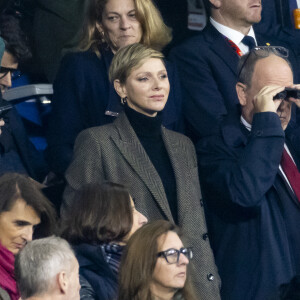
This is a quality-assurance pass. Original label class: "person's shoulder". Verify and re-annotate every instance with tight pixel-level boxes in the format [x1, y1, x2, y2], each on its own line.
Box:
[60, 50, 101, 67]
[78, 121, 117, 141]
[163, 128, 194, 146]
[0, 287, 11, 300]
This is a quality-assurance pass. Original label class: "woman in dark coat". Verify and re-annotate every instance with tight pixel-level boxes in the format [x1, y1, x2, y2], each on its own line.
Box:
[61, 182, 147, 300]
[46, 0, 183, 176]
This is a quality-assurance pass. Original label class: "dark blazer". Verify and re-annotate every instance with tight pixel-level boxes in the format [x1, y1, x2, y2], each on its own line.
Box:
[63, 112, 221, 300]
[2, 108, 48, 182]
[197, 112, 300, 300]
[46, 48, 183, 176]
[169, 23, 300, 141]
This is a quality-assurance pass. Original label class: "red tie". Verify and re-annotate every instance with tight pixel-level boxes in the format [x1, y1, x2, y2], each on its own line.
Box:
[280, 148, 300, 202]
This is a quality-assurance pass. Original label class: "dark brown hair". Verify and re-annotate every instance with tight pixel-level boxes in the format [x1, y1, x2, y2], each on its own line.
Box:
[0, 173, 57, 238]
[118, 220, 197, 300]
[61, 182, 133, 244]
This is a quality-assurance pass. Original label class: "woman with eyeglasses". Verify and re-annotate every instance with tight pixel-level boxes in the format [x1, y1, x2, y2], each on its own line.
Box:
[61, 182, 147, 300]
[118, 220, 197, 300]
[46, 0, 183, 178]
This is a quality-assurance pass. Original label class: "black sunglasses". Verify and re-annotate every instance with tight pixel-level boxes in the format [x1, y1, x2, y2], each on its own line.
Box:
[0, 66, 22, 80]
[157, 247, 193, 264]
[237, 46, 289, 82]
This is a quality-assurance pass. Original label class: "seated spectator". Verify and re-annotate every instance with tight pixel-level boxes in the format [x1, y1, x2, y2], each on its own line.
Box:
[61, 182, 147, 300]
[0, 13, 48, 181]
[63, 43, 221, 299]
[0, 173, 56, 300]
[118, 220, 197, 300]
[46, 0, 183, 177]
[14, 236, 80, 300]
[197, 47, 300, 299]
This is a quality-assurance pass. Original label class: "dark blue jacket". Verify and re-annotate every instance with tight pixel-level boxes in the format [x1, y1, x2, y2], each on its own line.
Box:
[1, 108, 48, 181]
[46, 47, 183, 175]
[169, 23, 300, 141]
[73, 243, 119, 300]
[197, 112, 300, 300]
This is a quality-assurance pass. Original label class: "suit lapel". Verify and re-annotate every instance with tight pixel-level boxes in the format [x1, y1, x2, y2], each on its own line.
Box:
[162, 128, 195, 225]
[111, 113, 174, 221]
[204, 23, 240, 76]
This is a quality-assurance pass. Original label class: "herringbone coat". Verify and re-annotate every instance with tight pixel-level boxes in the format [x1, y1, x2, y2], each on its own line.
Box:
[63, 112, 221, 299]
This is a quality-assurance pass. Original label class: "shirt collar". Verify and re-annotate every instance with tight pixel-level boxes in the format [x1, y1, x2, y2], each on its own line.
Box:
[210, 17, 257, 51]
[240, 115, 252, 131]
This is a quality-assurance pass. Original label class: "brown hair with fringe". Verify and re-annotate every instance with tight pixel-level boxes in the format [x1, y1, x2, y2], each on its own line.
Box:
[118, 220, 197, 300]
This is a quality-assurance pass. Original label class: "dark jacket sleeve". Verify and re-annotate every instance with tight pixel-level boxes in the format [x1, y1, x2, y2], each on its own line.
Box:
[46, 53, 89, 176]
[198, 112, 285, 210]
[79, 275, 97, 300]
[8, 108, 49, 182]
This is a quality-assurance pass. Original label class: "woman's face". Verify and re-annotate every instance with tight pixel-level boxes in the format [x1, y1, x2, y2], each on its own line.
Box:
[151, 231, 189, 298]
[99, 0, 143, 53]
[115, 57, 170, 117]
[0, 198, 40, 255]
[126, 196, 147, 240]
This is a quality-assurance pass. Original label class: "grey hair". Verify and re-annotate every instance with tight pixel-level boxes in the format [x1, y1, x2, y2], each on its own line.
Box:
[238, 50, 292, 88]
[15, 236, 76, 299]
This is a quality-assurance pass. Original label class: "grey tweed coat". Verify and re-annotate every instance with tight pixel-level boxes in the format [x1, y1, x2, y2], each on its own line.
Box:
[63, 112, 221, 299]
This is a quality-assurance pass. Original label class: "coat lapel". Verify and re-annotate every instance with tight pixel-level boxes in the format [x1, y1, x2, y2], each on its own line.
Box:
[162, 128, 196, 225]
[111, 113, 174, 222]
[204, 23, 240, 76]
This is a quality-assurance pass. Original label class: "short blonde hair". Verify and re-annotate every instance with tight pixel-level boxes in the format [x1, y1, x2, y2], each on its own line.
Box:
[76, 0, 172, 55]
[109, 43, 164, 84]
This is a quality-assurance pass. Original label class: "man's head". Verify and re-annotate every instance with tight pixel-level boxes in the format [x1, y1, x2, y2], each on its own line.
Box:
[236, 47, 294, 130]
[15, 236, 80, 300]
[0, 14, 31, 93]
[205, 0, 261, 34]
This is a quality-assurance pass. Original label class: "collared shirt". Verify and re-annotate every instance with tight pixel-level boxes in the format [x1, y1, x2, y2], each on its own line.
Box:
[210, 17, 257, 54]
[240, 115, 296, 193]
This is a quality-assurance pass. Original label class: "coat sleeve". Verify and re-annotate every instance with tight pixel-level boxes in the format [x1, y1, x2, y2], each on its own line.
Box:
[46, 53, 88, 176]
[62, 128, 104, 217]
[79, 275, 97, 300]
[198, 113, 285, 210]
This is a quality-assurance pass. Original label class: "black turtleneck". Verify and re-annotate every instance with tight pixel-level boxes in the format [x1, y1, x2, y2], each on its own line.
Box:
[125, 105, 178, 224]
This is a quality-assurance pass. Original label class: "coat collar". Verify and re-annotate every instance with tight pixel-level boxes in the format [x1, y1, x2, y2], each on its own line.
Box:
[203, 23, 240, 76]
[111, 112, 174, 222]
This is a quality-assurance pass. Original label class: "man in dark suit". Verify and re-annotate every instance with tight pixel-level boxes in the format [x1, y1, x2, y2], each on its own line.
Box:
[197, 47, 300, 300]
[0, 14, 48, 181]
[169, 0, 299, 141]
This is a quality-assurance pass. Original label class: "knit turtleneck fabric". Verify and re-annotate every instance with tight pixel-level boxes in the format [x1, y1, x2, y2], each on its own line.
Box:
[125, 104, 178, 223]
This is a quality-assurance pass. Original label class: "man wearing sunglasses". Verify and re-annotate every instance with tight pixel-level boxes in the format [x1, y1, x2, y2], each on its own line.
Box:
[0, 14, 48, 181]
[197, 47, 300, 300]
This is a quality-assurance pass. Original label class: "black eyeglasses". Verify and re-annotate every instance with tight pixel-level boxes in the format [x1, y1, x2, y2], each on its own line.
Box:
[237, 46, 289, 82]
[0, 66, 22, 81]
[157, 247, 193, 264]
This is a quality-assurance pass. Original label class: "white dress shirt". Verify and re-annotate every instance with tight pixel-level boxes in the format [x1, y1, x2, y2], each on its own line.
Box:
[210, 17, 257, 54]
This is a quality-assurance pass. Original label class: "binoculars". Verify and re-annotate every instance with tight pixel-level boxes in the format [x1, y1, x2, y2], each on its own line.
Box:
[273, 87, 300, 101]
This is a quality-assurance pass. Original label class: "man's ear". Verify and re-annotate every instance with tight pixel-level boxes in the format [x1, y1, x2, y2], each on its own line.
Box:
[57, 271, 68, 294]
[114, 79, 127, 98]
[236, 82, 247, 106]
